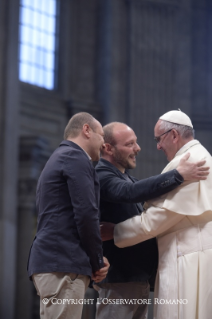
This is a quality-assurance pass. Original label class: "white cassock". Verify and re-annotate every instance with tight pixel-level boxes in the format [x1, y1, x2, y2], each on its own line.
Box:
[114, 140, 212, 319]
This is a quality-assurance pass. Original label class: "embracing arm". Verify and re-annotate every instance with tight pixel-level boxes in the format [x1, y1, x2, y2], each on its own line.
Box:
[99, 169, 182, 203]
[98, 154, 208, 204]
[114, 206, 185, 248]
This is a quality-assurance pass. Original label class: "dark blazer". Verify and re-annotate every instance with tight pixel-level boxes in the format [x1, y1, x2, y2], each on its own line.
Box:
[96, 158, 183, 284]
[27, 140, 104, 279]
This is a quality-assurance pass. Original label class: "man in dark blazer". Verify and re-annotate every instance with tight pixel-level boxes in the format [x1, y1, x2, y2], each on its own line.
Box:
[27, 112, 109, 319]
[94, 122, 208, 319]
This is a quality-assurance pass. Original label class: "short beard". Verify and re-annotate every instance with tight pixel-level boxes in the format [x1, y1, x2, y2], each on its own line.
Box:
[113, 148, 135, 170]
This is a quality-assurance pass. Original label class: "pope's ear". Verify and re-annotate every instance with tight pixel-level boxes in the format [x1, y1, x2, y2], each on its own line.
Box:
[172, 129, 179, 143]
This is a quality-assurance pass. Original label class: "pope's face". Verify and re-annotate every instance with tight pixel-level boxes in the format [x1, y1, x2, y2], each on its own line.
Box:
[154, 121, 177, 161]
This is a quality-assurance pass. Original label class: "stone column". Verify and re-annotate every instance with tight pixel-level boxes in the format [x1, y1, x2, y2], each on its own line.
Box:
[15, 137, 51, 319]
[191, 0, 212, 152]
[97, 0, 129, 124]
[128, 0, 192, 178]
[0, 0, 20, 318]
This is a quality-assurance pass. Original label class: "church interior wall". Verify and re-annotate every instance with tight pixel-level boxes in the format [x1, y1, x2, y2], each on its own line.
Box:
[0, 0, 211, 318]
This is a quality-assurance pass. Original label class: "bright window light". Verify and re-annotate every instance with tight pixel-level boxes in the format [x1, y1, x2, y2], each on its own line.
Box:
[19, 0, 59, 90]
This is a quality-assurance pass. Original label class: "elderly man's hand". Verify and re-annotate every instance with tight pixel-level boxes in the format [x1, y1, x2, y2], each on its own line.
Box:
[92, 257, 110, 282]
[100, 222, 115, 241]
[176, 153, 210, 181]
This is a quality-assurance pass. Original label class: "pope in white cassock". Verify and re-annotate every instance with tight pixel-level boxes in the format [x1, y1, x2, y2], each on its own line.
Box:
[113, 110, 212, 319]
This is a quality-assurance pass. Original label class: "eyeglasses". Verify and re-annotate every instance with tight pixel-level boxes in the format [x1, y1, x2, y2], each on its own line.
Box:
[154, 129, 172, 143]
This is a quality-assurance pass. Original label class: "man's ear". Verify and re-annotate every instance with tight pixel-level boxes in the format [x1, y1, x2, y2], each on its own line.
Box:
[82, 124, 91, 139]
[102, 143, 113, 155]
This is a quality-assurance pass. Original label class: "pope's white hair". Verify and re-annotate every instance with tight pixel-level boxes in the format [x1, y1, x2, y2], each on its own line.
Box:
[158, 120, 194, 139]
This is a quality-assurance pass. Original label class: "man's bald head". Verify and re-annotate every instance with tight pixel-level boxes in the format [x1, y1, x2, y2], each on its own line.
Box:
[64, 112, 98, 139]
[103, 122, 132, 146]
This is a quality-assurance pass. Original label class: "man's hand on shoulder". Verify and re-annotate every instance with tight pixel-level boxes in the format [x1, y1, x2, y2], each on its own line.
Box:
[177, 153, 210, 181]
[91, 257, 110, 282]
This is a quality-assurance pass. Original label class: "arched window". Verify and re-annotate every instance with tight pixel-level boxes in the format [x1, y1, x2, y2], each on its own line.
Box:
[19, 0, 59, 90]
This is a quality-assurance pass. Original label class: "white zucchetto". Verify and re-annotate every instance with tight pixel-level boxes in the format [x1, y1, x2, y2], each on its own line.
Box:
[159, 110, 193, 128]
